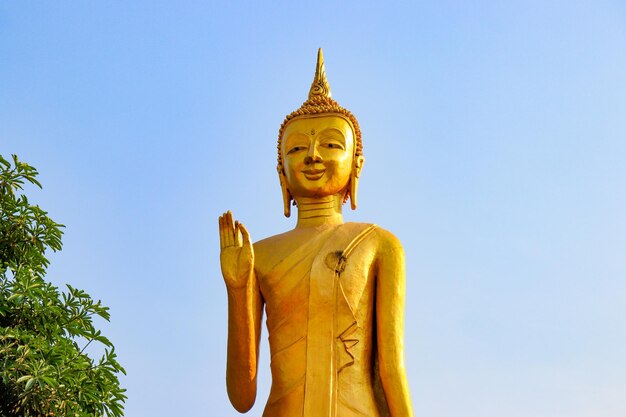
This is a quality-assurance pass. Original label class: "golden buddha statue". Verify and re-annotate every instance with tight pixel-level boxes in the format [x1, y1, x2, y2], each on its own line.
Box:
[218, 49, 413, 417]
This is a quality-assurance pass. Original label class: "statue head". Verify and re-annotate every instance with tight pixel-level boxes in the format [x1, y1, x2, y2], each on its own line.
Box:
[277, 49, 364, 217]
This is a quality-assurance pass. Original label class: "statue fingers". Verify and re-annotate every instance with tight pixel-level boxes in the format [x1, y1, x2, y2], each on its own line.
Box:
[225, 210, 236, 247]
[219, 211, 236, 248]
[234, 220, 243, 247]
[218, 213, 227, 249]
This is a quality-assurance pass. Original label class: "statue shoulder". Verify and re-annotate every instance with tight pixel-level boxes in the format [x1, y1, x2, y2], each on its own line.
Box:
[253, 229, 292, 256]
[252, 229, 302, 274]
[368, 226, 406, 280]
[343, 222, 404, 253]
[372, 225, 405, 254]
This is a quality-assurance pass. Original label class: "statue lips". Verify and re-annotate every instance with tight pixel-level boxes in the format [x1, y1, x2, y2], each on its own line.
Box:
[302, 168, 325, 180]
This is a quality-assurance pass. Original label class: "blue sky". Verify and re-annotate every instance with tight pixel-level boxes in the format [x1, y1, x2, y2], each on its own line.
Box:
[2, 1, 626, 416]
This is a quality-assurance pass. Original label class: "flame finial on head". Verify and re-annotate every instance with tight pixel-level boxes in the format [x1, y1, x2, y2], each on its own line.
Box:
[278, 47, 362, 164]
[308, 48, 332, 100]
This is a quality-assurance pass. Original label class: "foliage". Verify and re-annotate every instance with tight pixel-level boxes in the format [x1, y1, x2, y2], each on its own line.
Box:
[0, 155, 126, 417]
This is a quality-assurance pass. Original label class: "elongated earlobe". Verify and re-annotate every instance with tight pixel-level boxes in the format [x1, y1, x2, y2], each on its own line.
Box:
[277, 166, 292, 217]
[349, 156, 365, 210]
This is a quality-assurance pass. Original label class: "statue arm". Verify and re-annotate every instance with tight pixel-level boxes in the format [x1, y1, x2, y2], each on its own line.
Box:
[375, 232, 414, 417]
[219, 211, 264, 412]
[225, 272, 263, 412]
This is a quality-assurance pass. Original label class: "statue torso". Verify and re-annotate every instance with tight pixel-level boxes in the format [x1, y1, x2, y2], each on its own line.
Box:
[254, 223, 386, 417]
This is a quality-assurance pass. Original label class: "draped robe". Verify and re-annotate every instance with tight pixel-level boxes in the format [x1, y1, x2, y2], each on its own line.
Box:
[258, 223, 388, 417]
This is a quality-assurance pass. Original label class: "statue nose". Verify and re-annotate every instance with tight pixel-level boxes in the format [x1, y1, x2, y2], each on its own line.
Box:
[304, 144, 322, 165]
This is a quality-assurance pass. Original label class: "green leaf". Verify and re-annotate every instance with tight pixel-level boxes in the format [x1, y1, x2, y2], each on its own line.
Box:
[16, 375, 33, 383]
[25, 377, 35, 391]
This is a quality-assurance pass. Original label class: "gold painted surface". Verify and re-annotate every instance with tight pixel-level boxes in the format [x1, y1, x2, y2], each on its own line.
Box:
[218, 49, 414, 417]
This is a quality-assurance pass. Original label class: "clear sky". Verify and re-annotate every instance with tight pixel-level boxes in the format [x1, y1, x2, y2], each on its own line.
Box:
[2, 1, 626, 416]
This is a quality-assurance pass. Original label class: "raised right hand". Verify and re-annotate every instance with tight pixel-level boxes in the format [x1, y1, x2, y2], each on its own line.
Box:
[219, 211, 254, 290]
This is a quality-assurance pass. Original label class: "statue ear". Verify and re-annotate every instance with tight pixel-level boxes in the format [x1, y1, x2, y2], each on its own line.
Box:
[349, 155, 365, 210]
[277, 166, 292, 217]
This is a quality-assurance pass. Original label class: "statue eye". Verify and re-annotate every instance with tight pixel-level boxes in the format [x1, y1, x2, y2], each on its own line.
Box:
[324, 142, 344, 150]
[287, 146, 305, 155]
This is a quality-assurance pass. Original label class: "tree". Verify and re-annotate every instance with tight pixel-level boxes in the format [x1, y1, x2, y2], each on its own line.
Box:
[0, 154, 126, 417]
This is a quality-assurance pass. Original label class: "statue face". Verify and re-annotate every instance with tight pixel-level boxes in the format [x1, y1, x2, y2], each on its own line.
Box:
[281, 115, 355, 199]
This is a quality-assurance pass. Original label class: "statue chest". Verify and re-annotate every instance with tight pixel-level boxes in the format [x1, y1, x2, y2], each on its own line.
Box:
[258, 233, 378, 322]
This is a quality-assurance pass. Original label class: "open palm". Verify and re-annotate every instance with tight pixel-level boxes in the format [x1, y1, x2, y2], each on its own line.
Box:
[219, 211, 254, 289]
